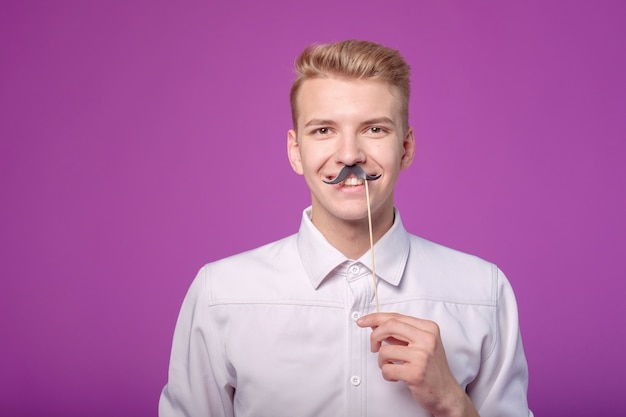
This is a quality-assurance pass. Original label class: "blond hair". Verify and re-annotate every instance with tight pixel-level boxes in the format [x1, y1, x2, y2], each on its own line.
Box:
[290, 40, 411, 131]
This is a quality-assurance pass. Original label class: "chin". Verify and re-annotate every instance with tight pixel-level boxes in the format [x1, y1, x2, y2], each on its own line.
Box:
[330, 207, 371, 223]
[311, 197, 374, 223]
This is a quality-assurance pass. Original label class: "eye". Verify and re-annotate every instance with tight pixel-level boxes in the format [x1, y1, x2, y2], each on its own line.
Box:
[366, 126, 388, 136]
[312, 127, 332, 136]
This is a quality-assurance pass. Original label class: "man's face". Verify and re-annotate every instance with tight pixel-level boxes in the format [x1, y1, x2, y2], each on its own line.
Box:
[288, 77, 414, 231]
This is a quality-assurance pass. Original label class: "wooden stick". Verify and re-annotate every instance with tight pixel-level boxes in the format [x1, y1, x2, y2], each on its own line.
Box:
[364, 180, 379, 312]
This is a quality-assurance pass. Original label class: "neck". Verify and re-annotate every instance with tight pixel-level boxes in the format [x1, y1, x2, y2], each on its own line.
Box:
[312, 207, 394, 259]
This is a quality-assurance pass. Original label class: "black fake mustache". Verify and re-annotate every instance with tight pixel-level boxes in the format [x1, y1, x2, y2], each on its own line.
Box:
[322, 165, 382, 184]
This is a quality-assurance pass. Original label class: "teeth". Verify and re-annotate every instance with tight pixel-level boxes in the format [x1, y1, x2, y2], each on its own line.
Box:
[343, 177, 364, 186]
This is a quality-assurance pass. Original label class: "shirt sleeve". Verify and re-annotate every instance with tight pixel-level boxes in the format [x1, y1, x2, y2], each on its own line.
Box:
[159, 266, 234, 417]
[467, 268, 533, 417]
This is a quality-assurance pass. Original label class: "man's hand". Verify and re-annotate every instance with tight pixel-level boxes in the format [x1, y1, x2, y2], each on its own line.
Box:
[357, 312, 479, 417]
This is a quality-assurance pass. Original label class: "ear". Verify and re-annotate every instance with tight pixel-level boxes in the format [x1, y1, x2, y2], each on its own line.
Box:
[400, 127, 416, 171]
[287, 129, 304, 175]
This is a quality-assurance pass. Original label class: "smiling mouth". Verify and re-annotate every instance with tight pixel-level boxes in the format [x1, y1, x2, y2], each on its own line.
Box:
[341, 176, 365, 186]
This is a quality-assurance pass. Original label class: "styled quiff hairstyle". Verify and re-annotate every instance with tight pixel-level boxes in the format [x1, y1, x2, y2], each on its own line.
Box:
[290, 39, 411, 132]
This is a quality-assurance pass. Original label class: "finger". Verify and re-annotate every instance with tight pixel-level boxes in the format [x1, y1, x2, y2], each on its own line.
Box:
[357, 312, 434, 331]
[376, 356, 427, 384]
[356, 312, 401, 328]
[382, 336, 409, 346]
[377, 343, 417, 368]
[373, 322, 442, 356]
[380, 361, 426, 385]
[369, 336, 408, 354]
[369, 319, 416, 352]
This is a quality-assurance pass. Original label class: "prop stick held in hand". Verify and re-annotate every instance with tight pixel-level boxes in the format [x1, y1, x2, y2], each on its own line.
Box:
[323, 165, 382, 312]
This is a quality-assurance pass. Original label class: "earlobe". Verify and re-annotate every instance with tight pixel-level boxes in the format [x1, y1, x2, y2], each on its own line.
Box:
[400, 127, 416, 170]
[287, 129, 304, 175]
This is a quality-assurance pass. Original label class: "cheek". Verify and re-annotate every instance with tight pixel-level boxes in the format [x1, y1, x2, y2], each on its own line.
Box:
[299, 144, 331, 172]
[299, 159, 326, 186]
[377, 149, 403, 170]
[299, 156, 317, 174]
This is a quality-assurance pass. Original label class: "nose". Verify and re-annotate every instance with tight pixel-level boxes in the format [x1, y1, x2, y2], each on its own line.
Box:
[334, 134, 366, 166]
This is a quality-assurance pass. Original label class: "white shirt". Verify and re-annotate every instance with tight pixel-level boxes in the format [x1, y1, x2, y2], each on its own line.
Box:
[159, 208, 532, 416]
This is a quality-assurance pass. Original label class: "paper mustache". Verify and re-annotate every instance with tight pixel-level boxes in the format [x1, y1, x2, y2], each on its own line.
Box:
[322, 165, 382, 184]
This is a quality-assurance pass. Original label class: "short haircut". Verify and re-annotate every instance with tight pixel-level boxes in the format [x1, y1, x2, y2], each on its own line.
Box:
[290, 39, 411, 132]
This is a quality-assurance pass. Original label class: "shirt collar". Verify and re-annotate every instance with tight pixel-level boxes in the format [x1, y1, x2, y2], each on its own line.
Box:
[296, 207, 411, 289]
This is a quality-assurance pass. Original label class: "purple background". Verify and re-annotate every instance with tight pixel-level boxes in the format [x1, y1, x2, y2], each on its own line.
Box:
[2, 1, 625, 416]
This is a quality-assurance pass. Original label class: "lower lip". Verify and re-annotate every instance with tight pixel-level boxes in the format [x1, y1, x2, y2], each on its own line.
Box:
[334, 183, 366, 193]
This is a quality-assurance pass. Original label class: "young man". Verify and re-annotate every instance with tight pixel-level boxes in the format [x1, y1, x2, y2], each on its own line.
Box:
[159, 40, 532, 417]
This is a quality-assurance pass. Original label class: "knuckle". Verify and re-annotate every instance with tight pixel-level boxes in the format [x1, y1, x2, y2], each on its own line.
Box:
[381, 364, 396, 381]
[423, 332, 438, 350]
[424, 320, 440, 334]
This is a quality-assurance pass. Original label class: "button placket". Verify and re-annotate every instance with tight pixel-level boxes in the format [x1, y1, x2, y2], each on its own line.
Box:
[345, 261, 368, 416]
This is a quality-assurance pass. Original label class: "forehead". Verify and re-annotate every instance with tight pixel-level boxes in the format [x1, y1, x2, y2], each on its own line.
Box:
[295, 77, 403, 125]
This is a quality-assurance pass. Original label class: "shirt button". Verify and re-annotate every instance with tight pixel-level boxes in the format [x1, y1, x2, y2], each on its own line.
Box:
[351, 311, 360, 321]
[349, 265, 360, 274]
[350, 375, 361, 386]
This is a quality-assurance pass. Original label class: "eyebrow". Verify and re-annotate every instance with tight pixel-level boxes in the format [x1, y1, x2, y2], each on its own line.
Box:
[361, 117, 396, 127]
[304, 119, 335, 127]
